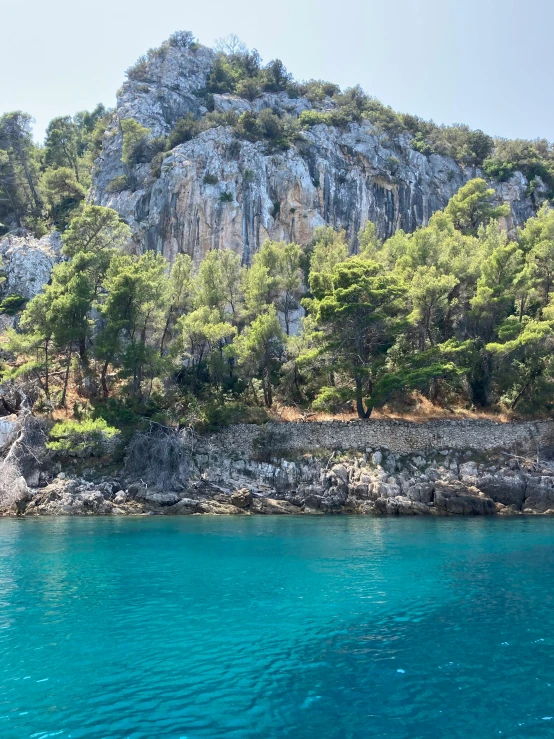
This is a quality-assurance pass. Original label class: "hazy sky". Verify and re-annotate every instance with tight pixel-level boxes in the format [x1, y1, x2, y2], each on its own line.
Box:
[2, 0, 553, 143]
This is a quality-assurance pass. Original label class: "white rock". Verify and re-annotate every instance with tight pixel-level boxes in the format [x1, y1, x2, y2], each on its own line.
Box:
[0, 232, 62, 299]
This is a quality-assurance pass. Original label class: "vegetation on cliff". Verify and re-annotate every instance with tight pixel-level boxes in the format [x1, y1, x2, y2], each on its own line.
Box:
[2, 178, 554, 435]
[2, 31, 554, 436]
[2, 31, 554, 237]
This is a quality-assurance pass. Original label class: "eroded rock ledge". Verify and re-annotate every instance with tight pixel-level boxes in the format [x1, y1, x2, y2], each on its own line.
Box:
[2, 418, 554, 517]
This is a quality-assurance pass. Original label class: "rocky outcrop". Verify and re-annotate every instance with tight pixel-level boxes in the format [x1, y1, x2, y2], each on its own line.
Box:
[91, 40, 543, 266]
[2, 414, 554, 517]
[5, 440, 554, 517]
[0, 231, 63, 299]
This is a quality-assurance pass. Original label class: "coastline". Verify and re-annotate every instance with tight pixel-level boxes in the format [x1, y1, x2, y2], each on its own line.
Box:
[3, 417, 554, 518]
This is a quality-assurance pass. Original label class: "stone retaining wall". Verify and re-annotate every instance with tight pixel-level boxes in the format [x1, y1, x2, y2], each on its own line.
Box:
[202, 419, 554, 459]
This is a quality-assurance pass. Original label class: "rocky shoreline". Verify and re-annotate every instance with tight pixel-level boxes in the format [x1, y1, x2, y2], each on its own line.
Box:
[2, 412, 554, 518]
[5, 446, 554, 518]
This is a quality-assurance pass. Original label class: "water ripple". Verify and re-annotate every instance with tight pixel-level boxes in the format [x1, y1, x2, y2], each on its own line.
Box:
[0, 516, 553, 738]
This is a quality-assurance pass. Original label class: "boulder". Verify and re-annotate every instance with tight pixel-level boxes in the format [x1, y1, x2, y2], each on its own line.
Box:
[374, 496, 430, 516]
[230, 489, 253, 508]
[477, 472, 526, 507]
[331, 464, 349, 484]
[167, 498, 201, 514]
[0, 232, 62, 299]
[139, 491, 181, 507]
[522, 476, 554, 513]
[251, 498, 299, 515]
[434, 483, 495, 515]
[406, 482, 434, 504]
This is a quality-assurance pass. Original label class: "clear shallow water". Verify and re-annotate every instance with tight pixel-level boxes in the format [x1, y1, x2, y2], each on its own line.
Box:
[1, 518, 554, 739]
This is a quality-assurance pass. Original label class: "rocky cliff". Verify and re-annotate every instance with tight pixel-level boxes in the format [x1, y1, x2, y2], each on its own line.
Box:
[91, 40, 542, 266]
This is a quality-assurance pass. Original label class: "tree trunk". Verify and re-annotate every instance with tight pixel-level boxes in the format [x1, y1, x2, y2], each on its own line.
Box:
[44, 341, 50, 399]
[262, 369, 273, 408]
[79, 336, 88, 366]
[14, 141, 41, 210]
[60, 351, 72, 407]
[159, 315, 171, 357]
[101, 359, 110, 396]
[355, 375, 372, 419]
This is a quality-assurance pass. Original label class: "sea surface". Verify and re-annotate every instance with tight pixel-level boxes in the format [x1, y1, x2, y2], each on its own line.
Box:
[0, 517, 554, 739]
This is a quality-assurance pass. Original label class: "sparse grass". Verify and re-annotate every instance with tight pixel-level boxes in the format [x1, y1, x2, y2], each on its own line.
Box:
[268, 393, 513, 424]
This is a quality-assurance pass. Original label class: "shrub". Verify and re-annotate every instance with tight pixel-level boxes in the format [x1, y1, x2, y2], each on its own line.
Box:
[47, 418, 119, 458]
[300, 79, 340, 102]
[235, 77, 261, 101]
[168, 30, 195, 49]
[219, 191, 233, 202]
[150, 152, 165, 179]
[0, 294, 26, 315]
[299, 110, 333, 128]
[192, 399, 268, 433]
[203, 173, 219, 185]
[106, 175, 128, 193]
[126, 56, 149, 82]
[121, 118, 152, 166]
[167, 115, 202, 149]
[234, 109, 296, 150]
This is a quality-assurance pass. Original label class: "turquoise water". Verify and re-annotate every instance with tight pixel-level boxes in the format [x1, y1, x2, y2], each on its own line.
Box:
[1, 518, 554, 738]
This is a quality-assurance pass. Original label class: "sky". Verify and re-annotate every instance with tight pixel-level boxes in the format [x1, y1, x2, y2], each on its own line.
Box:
[2, 0, 553, 143]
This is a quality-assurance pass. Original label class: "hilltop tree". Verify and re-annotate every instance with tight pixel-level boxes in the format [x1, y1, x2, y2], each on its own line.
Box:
[44, 116, 82, 181]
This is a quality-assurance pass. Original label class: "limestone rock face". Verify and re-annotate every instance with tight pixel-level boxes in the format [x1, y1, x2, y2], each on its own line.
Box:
[477, 472, 527, 508]
[0, 415, 18, 451]
[91, 43, 541, 266]
[0, 232, 63, 299]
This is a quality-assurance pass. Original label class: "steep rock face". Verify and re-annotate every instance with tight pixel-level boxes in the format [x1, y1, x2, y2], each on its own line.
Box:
[92, 43, 541, 265]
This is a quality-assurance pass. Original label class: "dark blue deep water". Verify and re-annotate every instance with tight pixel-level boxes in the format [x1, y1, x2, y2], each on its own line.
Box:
[1, 517, 554, 738]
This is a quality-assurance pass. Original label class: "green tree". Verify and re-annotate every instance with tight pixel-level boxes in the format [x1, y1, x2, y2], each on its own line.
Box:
[519, 204, 554, 304]
[487, 317, 554, 412]
[6, 292, 54, 400]
[470, 239, 524, 340]
[309, 257, 407, 418]
[358, 220, 382, 259]
[177, 306, 236, 381]
[194, 249, 244, 321]
[234, 306, 284, 407]
[408, 266, 459, 350]
[40, 167, 86, 227]
[62, 205, 130, 258]
[96, 251, 169, 398]
[276, 241, 303, 335]
[444, 178, 509, 235]
[159, 253, 193, 356]
[308, 227, 349, 292]
[44, 116, 81, 181]
[0, 112, 42, 224]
